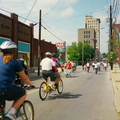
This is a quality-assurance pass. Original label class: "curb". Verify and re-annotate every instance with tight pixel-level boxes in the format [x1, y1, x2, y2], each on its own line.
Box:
[110, 70, 120, 118]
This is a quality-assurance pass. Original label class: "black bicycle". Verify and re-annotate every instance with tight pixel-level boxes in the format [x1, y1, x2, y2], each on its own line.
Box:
[0, 86, 34, 120]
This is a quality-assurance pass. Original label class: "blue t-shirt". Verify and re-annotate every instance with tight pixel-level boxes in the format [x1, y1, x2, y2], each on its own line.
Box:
[0, 56, 23, 89]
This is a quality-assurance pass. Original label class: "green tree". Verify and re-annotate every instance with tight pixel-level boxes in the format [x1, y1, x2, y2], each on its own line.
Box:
[67, 41, 94, 64]
[67, 42, 78, 61]
[107, 51, 117, 63]
[102, 53, 107, 58]
[84, 43, 94, 61]
[108, 33, 118, 70]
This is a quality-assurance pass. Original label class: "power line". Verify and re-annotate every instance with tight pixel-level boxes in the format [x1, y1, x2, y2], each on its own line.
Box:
[0, 7, 63, 42]
[44, 8, 106, 22]
[0, 8, 11, 14]
[0, 7, 109, 43]
[41, 24, 64, 42]
[24, 0, 38, 22]
[43, 0, 62, 17]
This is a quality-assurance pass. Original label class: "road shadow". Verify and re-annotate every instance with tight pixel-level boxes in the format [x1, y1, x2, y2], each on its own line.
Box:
[65, 75, 78, 78]
[46, 92, 82, 101]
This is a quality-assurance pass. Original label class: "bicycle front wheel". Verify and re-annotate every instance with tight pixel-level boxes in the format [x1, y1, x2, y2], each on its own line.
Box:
[16, 100, 34, 120]
[57, 79, 63, 94]
[39, 82, 48, 100]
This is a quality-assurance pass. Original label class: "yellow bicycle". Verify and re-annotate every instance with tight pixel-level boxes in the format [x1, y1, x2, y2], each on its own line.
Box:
[39, 77, 63, 100]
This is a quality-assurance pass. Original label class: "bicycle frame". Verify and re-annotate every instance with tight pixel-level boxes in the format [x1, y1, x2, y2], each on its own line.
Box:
[45, 81, 54, 92]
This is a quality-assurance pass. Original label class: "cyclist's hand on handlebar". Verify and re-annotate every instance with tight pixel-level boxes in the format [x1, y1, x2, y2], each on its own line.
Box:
[27, 84, 35, 88]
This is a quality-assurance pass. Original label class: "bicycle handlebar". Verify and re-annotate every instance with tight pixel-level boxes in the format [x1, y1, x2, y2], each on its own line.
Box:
[24, 85, 35, 89]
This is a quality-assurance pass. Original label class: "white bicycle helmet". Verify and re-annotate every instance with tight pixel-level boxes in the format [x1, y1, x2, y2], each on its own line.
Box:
[0, 41, 17, 53]
[45, 52, 51, 56]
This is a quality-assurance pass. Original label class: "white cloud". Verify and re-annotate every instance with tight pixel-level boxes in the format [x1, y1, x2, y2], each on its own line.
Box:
[62, 0, 79, 6]
[60, 7, 75, 17]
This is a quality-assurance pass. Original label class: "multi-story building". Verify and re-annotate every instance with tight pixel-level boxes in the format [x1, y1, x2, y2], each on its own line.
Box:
[78, 28, 95, 47]
[78, 16, 101, 60]
[112, 24, 120, 64]
[85, 16, 101, 50]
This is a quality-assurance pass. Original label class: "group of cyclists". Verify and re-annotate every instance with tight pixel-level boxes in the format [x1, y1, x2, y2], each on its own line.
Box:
[0, 40, 79, 119]
[0, 40, 67, 120]
[82, 60, 108, 73]
[0, 40, 111, 120]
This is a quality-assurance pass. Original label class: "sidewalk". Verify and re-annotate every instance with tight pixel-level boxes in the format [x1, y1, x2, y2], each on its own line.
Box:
[28, 71, 42, 80]
[110, 64, 120, 118]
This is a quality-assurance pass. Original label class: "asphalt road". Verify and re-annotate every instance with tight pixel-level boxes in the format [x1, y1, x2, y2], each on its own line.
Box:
[6, 66, 119, 120]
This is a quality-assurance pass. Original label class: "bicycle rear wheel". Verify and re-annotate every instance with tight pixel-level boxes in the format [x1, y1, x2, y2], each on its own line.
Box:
[39, 82, 48, 100]
[57, 79, 63, 94]
[16, 100, 34, 120]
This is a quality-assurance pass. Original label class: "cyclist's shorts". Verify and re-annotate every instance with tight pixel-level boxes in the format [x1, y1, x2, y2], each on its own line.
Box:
[42, 70, 56, 81]
[55, 72, 61, 79]
[0, 85, 26, 101]
[0, 100, 5, 106]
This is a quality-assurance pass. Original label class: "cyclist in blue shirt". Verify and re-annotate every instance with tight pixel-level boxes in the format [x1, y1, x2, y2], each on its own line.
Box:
[0, 41, 34, 120]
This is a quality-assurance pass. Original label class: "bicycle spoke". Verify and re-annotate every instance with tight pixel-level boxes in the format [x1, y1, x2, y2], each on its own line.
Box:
[39, 82, 48, 100]
[57, 79, 63, 94]
[16, 101, 34, 120]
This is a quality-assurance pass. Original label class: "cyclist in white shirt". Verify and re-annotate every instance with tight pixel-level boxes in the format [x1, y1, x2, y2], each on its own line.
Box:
[103, 62, 107, 71]
[86, 62, 90, 72]
[94, 61, 98, 69]
[40, 52, 57, 87]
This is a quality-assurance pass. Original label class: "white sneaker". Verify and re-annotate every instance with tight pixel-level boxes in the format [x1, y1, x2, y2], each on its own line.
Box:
[5, 113, 16, 120]
[49, 82, 55, 87]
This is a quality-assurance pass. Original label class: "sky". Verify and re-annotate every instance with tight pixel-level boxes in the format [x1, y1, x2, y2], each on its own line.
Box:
[0, 0, 120, 53]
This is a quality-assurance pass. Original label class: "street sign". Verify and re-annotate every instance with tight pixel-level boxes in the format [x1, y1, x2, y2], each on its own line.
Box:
[56, 42, 65, 47]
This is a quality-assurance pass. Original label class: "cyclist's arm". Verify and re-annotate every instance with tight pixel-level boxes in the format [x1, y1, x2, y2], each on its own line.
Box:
[52, 65, 57, 72]
[18, 70, 34, 86]
[58, 62, 63, 71]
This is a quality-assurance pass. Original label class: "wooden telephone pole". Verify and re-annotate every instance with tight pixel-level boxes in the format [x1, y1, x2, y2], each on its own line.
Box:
[38, 10, 41, 76]
[109, 5, 113, 70]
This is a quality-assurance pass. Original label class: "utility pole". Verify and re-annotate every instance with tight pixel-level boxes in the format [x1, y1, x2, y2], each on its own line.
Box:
[38, 10, 41, 76]
[109, 5, 113, 70]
